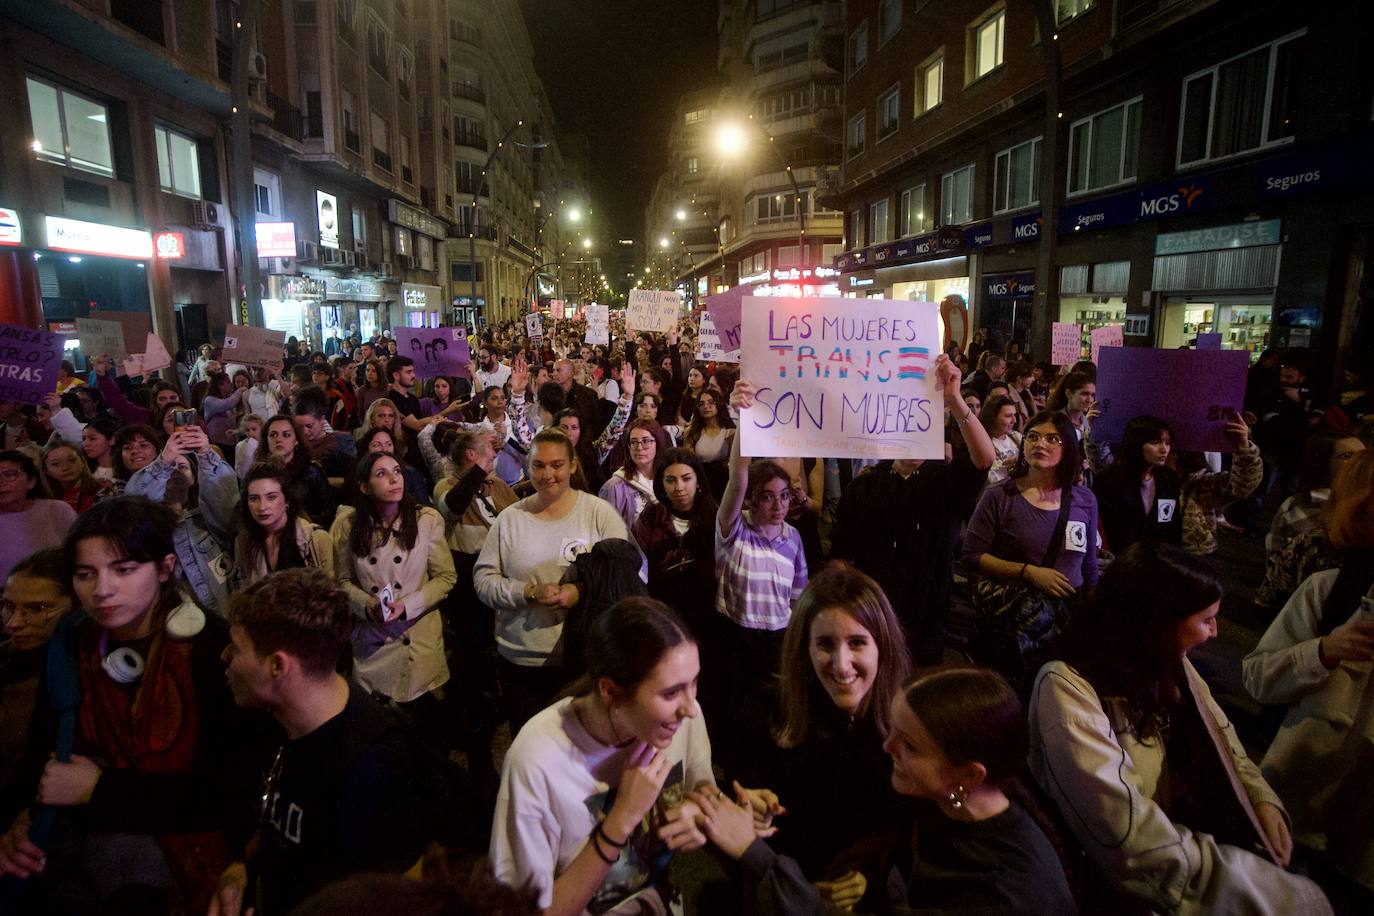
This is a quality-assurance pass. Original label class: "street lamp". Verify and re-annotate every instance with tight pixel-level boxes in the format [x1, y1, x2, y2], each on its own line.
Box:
[468, 118, 525, 324]
[675, 208, 687, 221]
[715, 117, 808, 269]
[659, 237, 670, 249]
[582, 238, 593, 250]
[566, 207, 582, 222]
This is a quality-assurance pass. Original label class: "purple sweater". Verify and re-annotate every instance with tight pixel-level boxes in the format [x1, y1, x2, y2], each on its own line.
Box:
[962, 479, 1099, 589]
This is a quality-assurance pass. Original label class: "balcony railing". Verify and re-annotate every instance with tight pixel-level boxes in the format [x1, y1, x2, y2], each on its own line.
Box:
[267, 91, 304, 140]
[449, 21, 482, 46]
[452, 82, 486, 104]
[454, 222, 498, 240]
[455, 131, 487, 152]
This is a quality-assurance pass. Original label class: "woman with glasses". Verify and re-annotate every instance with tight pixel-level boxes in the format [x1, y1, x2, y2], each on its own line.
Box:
[331, 451, 455, 712]
[962, 410, 1099, 693]
[0, 548, 76, 817]
[598, 419, 670, 531]
[0, 450, 77, 586]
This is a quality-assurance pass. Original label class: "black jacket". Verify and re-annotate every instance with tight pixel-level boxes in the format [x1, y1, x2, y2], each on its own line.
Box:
[1092, 464, 1183, 553]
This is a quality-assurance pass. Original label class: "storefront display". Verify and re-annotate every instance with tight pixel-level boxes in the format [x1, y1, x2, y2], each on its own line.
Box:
[1058, 296, 1127, 360]
[891, 276, 969, 304]
[1159, 297, 1272, 359]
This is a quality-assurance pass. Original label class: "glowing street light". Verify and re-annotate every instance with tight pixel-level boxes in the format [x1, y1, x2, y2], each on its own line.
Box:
[659, 237, 670, 249]
[566, 207, 582, 222]
[715, 121, 748, 157]
[675, 208, 687, 221]
[582, 238, 593, 250]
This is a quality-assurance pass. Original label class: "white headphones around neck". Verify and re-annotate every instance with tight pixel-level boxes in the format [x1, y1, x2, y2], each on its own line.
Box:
[99, 600, 207, 684]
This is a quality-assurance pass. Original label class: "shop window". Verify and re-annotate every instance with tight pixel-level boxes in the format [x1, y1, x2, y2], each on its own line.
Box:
[941, 164, 975, 225]
[869, 198, 890, 245]
[848, 21, 868, 77]
[1178, 30, 1302, 167]
[847, 111, 866, 158]
[916, 53, 944, 116]
[900, 183, 928, 236]
[155, 125, 202, 199]
[993, 137, 1041, 213]
[254, 168, 281, 219]
[1055, 0, 1095, 26]
[877, 85, 900, 139]
[969, 6, 1005, 82]
[878, 0, 901, 45]
[1068, 97, 1141, 195]
[25, 76, 115, 178]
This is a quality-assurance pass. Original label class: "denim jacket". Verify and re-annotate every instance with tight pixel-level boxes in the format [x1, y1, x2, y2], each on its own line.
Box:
[125, 450, 239, 616]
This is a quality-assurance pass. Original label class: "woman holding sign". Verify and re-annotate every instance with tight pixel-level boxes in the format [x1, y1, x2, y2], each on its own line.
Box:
[962, 410, 1099, 694]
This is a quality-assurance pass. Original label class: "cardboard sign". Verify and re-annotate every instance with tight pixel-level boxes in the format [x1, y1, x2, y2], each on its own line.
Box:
[1195, 332, 1222, 350]
[697, 311, 739, 364]
[585, 304, 609, 345]
[704, 285, 746, 353]
[395, 327, 470, 379]
[1090, 325, 1124, 365]
[627, 289, 679, 333]
[88, 310, 152, 356]
[1051, 322, 1081, 366]
[1096, 347, 1250, 452]
[525, 312, 543, 342]
[121, 333, 173, 378]
[739, 297, 944, 460]
[221, 324, 285, 372]
[0, 323, 64, 404]
[74, 318, 127, 360]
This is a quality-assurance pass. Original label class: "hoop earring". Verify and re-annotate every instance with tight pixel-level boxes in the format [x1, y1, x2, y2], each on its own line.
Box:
[947, 785, 967, 810]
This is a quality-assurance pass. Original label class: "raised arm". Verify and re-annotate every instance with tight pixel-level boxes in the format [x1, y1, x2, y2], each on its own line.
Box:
[717, 380, 753, 539]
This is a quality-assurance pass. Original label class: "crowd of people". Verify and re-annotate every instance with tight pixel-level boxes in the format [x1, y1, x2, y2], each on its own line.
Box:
[0, 313, 1369, 915]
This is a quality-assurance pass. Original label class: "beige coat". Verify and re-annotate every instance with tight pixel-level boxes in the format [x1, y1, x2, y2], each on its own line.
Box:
[1030, 659, 1333, 915]
[232, 517, 335, 588]
[1243, 568, 1374, 889]
[330, 505, 456, 703]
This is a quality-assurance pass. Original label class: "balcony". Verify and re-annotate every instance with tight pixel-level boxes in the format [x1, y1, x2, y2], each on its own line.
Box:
[267, 91, 304, 140]
[454, 222, 499, 240]
[455, 131, 487, 152]
[456, 177, 486, 196]
[452, 82, 486, 105]
[449, 21, 482, 48]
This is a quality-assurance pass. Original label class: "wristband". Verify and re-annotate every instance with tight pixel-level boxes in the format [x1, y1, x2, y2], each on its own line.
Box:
[589, 829, 618, 864]
[595, 821, 628, 848]
[957, 409, 974, 427]
[1019, 563, 1029, 581]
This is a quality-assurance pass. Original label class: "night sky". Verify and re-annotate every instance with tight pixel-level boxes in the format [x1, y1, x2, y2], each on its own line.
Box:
[520, 0, 719, 243]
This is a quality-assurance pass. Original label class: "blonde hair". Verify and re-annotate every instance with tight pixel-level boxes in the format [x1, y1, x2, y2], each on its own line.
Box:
[40, 440, 98, 499]
[362, 397, 407, 454]
[1324, 448, 1374, 548]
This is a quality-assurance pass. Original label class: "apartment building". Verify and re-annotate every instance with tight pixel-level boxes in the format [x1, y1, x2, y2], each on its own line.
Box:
[828, 0, 1374, 384]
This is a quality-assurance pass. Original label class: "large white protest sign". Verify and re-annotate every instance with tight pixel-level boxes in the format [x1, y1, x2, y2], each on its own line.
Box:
[221, 324, 285, 372]
[626, 289, 679, 333]
[739, 297, 944, 460]
[585, 304, 609, 345]
[697, 311, 739, 364]
[75, 318, 127, 360]
[525, 312, 544, 342]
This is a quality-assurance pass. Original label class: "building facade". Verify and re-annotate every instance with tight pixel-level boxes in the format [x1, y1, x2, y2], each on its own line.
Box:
[828, 0, 1373, 388]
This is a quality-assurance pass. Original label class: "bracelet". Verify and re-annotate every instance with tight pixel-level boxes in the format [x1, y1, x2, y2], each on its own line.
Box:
[595, 821, 628, 848]
[1019, 563, 1029, 581]
[589, 830, 618, 865]
[957, 408, 974, 427]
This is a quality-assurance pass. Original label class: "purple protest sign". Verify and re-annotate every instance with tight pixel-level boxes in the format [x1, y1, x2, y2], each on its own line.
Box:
[1096, 347, 1250, 452]
[395, 327, 471, 379]
[1195, 332, 1222, 350]
[0, 323, 63, 405]
[704, 285, 747, 353]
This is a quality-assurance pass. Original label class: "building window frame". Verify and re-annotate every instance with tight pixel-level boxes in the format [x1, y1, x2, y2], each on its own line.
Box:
[25, 75, 116, 179]
[899, 183, 928, 237]
[154, 124, 202, 199]
[848, 20, 868, 78]
[915, 52, 944, 117]
[968, 5, 1006, 83]
[846, 110, 866, 159]
[341, 88, 360, 152]
[993, 136, 1042, 214]
[869, 197, 890, 245]
[253, 168, 281, 219]
[848, 207, 864, 250]
[1055, 0, 1096, 27]
[1067, 96, 1142, 197]
[397, 47, 414, 100]
[370, 111, 391, 172]
[877, 84, 901, 140]
[941, 164, 975, 225]
[337, 0, 359, 44]
[1176, 29, 1303, 169]
[878, 0, 902, 46]
[366, 10, 391, 78]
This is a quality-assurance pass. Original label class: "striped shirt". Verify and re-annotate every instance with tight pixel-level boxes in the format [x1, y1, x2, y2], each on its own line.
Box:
[715, 513, 808, 631]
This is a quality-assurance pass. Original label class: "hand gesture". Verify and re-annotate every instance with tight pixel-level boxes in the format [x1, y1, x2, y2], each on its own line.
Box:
[933, 353, 963, 407]
[730, 379, 756, 413]
[1319, 617, 1374, 667]
[1224, 416, 1251, 449]
[620, 361, 636, 399]
[657, 799, 708, 851]
[510, 354, 529, 394]
[179, 425, 211, 455]
[605, 742, 672, 842]
[815, 870, 868, 910]
[687, 784, 758, 860]
[0, 811, 43, 878]
[732, 781, 785, 837]
[161, 430, 186, 466]
[1025, 565, 1075, 599]
[39, 754, 101, 806]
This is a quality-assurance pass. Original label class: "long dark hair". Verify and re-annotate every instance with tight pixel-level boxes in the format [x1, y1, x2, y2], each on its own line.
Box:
[0, 449, 43, 499]
[239, 459, 303, 568]
[1056, 541, 1223, 739]
[903, 667, 1027, 789]
[82, 415, 122, 469]
[1010, 410, 1079, 492]
[776, 563, 913, 748]
[570, 596, 694, 699]
[1047, 369, 1093, 412]
[620, 418, 670, 479]
[651, 448, 717, 531]
[349, 450, 420, 557]
[111, 425, 164, 482]
[64, 496, 181, 618]
[1118, 415, 1173, 480]
[259, 414, 313, 479]
[682, 388, 734, 448]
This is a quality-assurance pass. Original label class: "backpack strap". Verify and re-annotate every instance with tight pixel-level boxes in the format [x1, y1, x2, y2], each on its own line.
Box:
[1041, 485, 1075, 569]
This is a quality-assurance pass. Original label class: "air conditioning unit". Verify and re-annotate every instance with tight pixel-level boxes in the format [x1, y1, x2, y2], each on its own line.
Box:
[268, 257, 296, 274]
[395, 254, 415, 269]
[296, 240, 319, 262]
[190, 201, 220, 230]
[320, 248, 346, 267]
[339, 250, 356, 267]
[248, 50, 268, 81]
[352, 238, 367, 257]
[377, 262, 393, 278]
